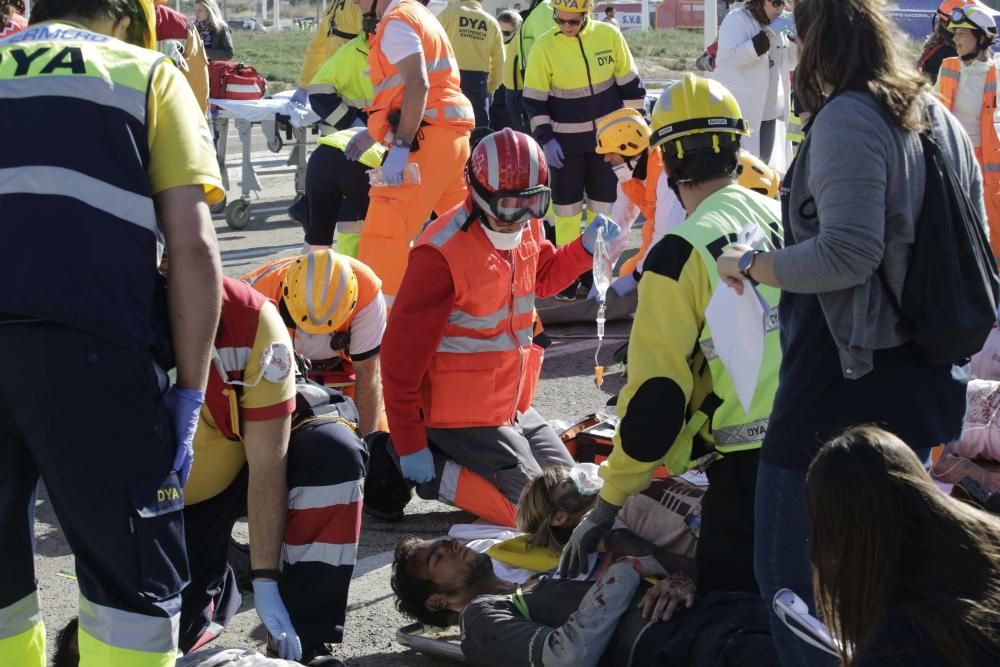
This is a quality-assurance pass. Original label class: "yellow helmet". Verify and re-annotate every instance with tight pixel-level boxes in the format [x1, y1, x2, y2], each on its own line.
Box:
[551, 0, 593, 13]
[128, 0, 158, 50]
[282, 251, 359, 335]
[738, 150, 780, 199]
[595, 108, 650, 157]
[650, 73, 749, 158]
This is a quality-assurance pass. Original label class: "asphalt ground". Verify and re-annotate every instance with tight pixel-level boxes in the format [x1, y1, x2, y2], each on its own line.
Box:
[32, 122, 636, 665]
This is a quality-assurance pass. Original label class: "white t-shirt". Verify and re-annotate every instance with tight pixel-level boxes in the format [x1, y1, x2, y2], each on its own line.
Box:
[954, 59, 992, 147]
[381, 0, 424, 65]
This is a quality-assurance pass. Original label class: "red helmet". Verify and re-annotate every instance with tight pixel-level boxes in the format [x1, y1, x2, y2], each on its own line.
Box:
[467, 128, 551, 224]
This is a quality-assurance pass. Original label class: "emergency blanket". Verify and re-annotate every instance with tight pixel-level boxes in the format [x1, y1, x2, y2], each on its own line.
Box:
[177, 648, 297, 666]
[210, 90, 320, 128]
[954, 379, 1000, 462]
[972, 326, 1000, 381]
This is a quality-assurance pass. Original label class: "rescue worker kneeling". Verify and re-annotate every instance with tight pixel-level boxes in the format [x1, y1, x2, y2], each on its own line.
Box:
[242, 250, 387, 436]
[559, 75, 784, 598]
[180, 277, 367, 666]
[380, 128, 623, 513]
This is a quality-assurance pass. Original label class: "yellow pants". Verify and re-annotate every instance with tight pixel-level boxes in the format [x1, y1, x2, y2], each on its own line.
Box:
[358, 124, 471, 305]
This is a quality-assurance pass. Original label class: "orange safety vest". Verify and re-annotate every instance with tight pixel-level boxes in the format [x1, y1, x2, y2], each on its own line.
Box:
[619, 150, 665, 278]
[367, 0, 474, 142]
[938, 57, 1000, 257]
[415, 203, 544, 428]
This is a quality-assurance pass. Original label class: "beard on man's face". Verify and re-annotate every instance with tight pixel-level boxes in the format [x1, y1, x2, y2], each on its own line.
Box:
[462, 550, 495, 586]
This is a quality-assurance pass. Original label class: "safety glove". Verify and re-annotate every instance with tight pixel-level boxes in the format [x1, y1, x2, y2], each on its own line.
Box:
[582, 215, 623, 254]
[290, 87, 309, 107]
[399, 447, 436, 484]
[252, 580, 303, 661]
[345, 129, 377, 161]
[558, 497, 621, 578]
[163, 386, 205, 487]
[543, 139, 565, 169]
[382, 145, 411, 186]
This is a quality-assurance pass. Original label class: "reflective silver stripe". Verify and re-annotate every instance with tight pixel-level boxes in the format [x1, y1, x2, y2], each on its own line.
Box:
[438, 332, 518, 353]
[987, 80, 997, 93]
[939, 66, 960, 80]
[438, 459, 462, 504]
[215, 346, 252, 372]
[243, 260, 287, 288]
[529, 114, 552, 131]
[550, 77, 614, 100]
[305, 252, 349, 327]
[425, 104, 475, 120]
[615, 68, 639, 86]
[552, 120, 596, 133]
[985, 163, 1000, 173]
[515, 325, 532, 347]
[0, 75, 147, 122]
[527, 134, 540, 186]
[0, 591, 41, 640]
[338, 219, 364, 234]
[308, 83, 337, 95]
[522, 87, 549, 102]
[714, 418, 769, 447]
[373, 72, 403, 94]
[553, 201, 584, 217]
[426, 56, 458, 74]
[325, 101, 350, 127]
[484, 132, 501, 189]
[0, 166, 156, 232]
[449, 305, 508, 330]
[78, 595, 178, 654]
[284, 542, 358, 567]
[623, 97, 646, 110]
[288, 480, 363, 510]
[701, 306, 779, 361]
[428, 207, 471, 247]
[514, 293, 535, 316]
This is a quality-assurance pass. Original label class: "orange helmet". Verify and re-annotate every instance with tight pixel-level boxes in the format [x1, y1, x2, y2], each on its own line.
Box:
[936, 0, 979, 28]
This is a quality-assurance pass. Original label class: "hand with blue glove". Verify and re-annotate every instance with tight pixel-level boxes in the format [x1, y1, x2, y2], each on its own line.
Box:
[289, 87, 309, 108]
[163, 386, 205, 487]
[382, 145, 411, 186]
[582, 215, 623, 254]
[559, 498, 620, 578]
[611, 273, 638, 297]
[252, 580, 303, 662]
[399, 447, 436, 484]
[345, 129, 377, 161]
[543, 139, 565, 169]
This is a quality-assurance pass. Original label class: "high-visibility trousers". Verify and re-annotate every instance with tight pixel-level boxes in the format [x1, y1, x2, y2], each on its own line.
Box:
[179, 417, 367, 650]
[358, 124, 471, 306]
[974, 145, 1000, 262]
[0, 324, 186, 667]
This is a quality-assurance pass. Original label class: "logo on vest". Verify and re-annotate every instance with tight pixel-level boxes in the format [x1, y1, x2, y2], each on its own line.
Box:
[458, 15, 489, 40]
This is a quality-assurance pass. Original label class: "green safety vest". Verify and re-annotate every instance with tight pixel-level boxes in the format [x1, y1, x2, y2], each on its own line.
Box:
[317, 126, 386, 169]
[665, 185, 784, 472]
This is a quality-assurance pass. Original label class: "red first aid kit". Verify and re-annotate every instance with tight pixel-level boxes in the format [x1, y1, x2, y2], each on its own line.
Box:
[209, 61, 266, 100]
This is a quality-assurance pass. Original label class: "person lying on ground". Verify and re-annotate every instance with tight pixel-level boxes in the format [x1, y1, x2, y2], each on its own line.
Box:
[390, 532, 777, 666]
[808, 426, 1000, 667]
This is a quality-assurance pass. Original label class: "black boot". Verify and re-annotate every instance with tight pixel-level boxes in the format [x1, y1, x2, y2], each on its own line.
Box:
[362, 431, 411, 522]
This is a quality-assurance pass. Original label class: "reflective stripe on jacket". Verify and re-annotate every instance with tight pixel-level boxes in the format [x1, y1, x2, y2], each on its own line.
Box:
[0, 23, 171, 359]
[413, 205, 544, 428]
[368, 0, 474, 142]
[938, 57, 1000, 186]
[308, 34, 374, 130]
[522, 18, 645, 154]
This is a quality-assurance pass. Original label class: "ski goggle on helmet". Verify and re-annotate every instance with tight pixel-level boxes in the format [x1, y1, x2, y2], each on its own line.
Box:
[947, 4, 998, 38]
[467, 128, 552, 225]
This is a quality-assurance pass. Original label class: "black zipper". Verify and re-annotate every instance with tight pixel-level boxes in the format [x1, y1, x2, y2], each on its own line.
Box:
[575, 33, 598, 133]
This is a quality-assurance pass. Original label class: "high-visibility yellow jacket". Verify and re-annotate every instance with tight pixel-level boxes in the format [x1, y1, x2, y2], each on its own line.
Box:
[297, 0, 363, 89]
[600, 185, 784, 507]
[502, 33, 523, 91]
[437, 0, 505, 92]
[517, 0, 554, 79]
[523, 17, 645, 154]
[308, 34, 374, 130]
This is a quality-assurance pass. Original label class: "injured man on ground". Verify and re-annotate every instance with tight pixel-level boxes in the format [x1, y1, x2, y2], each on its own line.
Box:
[390, 466, 779, 666]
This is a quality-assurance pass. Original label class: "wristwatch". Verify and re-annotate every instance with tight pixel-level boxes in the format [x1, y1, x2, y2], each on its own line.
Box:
[393, 137, 411, 149]
[738, 250, 762, 285]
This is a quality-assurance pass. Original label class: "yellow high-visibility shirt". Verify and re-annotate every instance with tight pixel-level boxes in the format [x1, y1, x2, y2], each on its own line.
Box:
[297, 0, 363, 89]
[437, 0, 505, 92]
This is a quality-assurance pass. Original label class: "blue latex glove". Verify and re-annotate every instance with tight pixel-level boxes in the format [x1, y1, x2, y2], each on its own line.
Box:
[289, 87, 309, 107]
[382, 145, 411, 186]
[582, 214, 623, 254]
[345, 129, 376, 161]
[611, 273, 638, 297]
[399, 447, 436, 484]
[543, 139, 565, 169]
[252, 580, 302, 661]
[163, 386, 205, 487]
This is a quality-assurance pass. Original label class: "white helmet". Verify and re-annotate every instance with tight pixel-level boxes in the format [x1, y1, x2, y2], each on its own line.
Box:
[947, 4, 998, 38]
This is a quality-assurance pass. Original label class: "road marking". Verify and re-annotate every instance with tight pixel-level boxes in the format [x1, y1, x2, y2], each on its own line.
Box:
[221, 243, 302, 262]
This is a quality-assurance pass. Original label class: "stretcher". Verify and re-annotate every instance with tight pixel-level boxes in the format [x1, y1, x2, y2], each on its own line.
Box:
[395, 623, 467, 662]
[209, 90, 321, 229]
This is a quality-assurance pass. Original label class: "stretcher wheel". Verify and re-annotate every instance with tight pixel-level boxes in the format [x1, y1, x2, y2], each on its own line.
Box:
[267, 133, 284, 153]
[225, 200, 252, 229]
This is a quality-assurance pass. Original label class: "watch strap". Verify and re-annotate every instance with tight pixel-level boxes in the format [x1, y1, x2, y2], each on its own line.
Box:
[251, 568, 282, 581]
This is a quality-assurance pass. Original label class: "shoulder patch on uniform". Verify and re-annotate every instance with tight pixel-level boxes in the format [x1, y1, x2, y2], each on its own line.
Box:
[620, 377, 687, 463]
[260, 342, 294, 383]
[643, 235, 695, 281]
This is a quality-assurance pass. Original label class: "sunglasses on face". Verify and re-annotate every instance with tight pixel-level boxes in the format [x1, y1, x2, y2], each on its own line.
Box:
[501, 29, 514, 38]
[768, 0, 785, 7]
[553, 16, 585, 26]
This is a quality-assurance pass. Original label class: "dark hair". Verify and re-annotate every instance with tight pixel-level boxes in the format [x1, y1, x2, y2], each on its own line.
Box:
[30, 0, 147, 45]
[808, 426, 1000, 667]
[497, 9, 521, 28]
[52, 617, 80, 667]
[793, 0, 928, 131]
[390, 535, 461, 628]
[744, 0, 769, 26]
[660, 135, 741, 187]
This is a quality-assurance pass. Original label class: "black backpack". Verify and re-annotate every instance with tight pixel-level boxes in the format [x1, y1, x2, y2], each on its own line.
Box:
[890, 126, 1000, 366]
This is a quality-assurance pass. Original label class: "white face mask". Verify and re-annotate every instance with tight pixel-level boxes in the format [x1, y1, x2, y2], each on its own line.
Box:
[294, 330, 335, 361]
[480, 221, 525, 250]
[612, 162, 634, 183]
